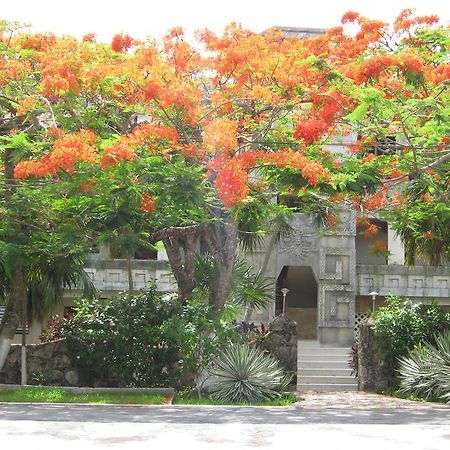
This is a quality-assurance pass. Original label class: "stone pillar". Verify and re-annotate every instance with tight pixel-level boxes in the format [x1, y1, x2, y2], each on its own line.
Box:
[261, 314, 297, 381]
[358, 322, 390, 392]
[388, 225, 405, 265]
[317, 209, 357, 346]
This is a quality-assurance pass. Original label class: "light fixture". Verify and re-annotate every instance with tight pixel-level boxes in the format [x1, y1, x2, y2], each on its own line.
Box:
[281, 287, 290, 314]
[369, 291, 379, 312]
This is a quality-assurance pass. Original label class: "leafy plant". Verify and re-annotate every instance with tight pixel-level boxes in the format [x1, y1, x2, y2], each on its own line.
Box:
[398, 329, 450, 403]
[209, 343, 291, 403]
[348, 340, 359, 377]
[163, 298, 238, 395]
[64, 287, 181, 387]
[194, 254, 272, 315]
[372, 294, 450, 372]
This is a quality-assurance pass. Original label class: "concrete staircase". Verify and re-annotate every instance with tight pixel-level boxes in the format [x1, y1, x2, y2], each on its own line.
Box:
[297, 340, 358, 392]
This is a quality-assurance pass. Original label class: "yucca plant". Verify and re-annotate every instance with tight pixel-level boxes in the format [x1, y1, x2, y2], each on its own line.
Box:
[209, 343, 291, 403]
[398, 329, 450, 402]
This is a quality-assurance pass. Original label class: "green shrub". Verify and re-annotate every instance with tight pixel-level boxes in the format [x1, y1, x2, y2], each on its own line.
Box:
[372, 294, 450, 373]
[209, 343, 291, 404]
[65, 287, 181, 387]
[163, 298, 238, 392]
[55, 288, 238, 389]
[398, 329, 450, 403]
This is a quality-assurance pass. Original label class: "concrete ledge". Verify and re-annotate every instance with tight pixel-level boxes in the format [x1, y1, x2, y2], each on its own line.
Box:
[0, 384, 174, 396]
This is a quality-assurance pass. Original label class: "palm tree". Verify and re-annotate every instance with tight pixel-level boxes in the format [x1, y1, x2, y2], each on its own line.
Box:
[0, 244, 96, 372]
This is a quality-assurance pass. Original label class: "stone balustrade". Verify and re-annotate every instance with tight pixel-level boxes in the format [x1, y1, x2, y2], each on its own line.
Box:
[357, 265, 450, 300]
[80, 257, 176, 293]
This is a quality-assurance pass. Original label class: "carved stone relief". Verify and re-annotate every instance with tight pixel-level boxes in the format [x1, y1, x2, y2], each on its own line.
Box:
[318, 284, 355, 327]
[319, 248, 356, 287]
[278, 215, 317, 263]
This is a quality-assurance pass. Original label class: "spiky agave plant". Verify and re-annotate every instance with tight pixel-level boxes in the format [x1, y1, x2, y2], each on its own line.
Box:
[209, 343, 291, 403]
[398, 329, 450, 402]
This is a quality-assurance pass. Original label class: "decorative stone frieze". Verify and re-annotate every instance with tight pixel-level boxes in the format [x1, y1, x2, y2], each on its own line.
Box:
[278, 215, 317, 262]
[319, 248, 356, 287]
[318, 284, 355, 327]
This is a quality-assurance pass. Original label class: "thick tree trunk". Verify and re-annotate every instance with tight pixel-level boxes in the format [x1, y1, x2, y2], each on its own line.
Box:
[0, 264, 27, 371]
[202, 213, 238, 317]
[162, 235, 196, 300]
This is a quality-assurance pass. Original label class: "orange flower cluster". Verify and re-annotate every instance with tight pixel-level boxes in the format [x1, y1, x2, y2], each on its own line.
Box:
[140, 193, 156, 214]
[111, 33, 134, 53]
[129, 123, 179, 149]
[294, 118, 329, 144]
[202, 118, 238, 154]
[394, 9, 438, 33]
[422, 230, 433, 239]
[215, 166, 249, 208]
[100, 141, 135, 168]
[14, 130, 97, 178]
[263, 149, 331, 186]
[368, 241, 388, 255]
[362, 192, 387, 210]
[16, 96, 37, 116]
[388, 168, 402, 179]
[364, 223, 379, 239]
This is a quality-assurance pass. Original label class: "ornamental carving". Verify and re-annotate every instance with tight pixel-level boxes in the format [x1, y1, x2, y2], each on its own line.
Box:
[278, 215, 317, 262]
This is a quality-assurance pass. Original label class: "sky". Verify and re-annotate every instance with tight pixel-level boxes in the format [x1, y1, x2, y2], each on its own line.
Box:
[2, 0, 449, 42]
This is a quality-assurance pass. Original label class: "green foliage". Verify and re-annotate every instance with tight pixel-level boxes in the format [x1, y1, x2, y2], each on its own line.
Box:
[194, 254, 272, 314]
[209, 343, 291, 404]
[58, 289, 238, 388]
[64, 287, 181, 387]
[0, 387, 165, 404]
[398, 329, 450, 403]
[372, 294, 450, 373]
[163, 299, 238, 389]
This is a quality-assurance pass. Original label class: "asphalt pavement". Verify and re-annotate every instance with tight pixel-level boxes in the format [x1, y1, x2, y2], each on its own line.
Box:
[0, 398, 449, 449]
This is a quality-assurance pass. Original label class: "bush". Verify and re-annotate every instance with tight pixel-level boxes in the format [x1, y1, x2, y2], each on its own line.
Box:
[372, 294, 450, 373]
[163, 299, 238, 391]
[42, 288, 239, 389]
[209, 343, 291, 403]
[398, 329, 450, 403]
[64, 287, 181, 387]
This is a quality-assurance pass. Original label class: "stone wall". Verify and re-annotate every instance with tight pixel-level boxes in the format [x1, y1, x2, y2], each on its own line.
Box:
[0, 340, 80, 386]
[260, 314, 297, 382]
[358, 321, 390, 392]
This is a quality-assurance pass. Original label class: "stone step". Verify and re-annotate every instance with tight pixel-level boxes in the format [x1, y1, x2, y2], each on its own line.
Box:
[298, 361, 350, 370]
[298, 375, 357, 384]
[298, 368, 354, 377]
[297, 349, 350, 357]
[298, 354, 350, 362]
[297, 383, 358, 392]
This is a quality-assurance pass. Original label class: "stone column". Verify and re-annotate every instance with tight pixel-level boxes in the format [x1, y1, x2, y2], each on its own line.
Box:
[388, 225, 405, 265]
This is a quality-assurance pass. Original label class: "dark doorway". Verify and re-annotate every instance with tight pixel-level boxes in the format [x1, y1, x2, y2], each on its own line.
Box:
[276, 266, 318, 339]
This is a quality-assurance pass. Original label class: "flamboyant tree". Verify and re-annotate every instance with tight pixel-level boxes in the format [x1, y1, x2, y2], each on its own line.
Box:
[0, 10, 448, 367]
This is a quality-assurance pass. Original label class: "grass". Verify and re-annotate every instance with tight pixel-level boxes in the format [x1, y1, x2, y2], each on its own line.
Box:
[173, 392, 299, 406]
[0, 387, 299, 406]
[0, 387, 166, 405]
[380, 389, 446, 404]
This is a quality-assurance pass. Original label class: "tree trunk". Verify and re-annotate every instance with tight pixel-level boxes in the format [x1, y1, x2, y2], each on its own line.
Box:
[0, 264, 27, 371]
[202, 213, 238, 317]
[127, 254, 134, 296]
[163, 236, 196, 300]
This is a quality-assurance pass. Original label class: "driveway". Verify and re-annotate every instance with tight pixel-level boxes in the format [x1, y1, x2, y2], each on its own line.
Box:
[1, 393, 449, 449]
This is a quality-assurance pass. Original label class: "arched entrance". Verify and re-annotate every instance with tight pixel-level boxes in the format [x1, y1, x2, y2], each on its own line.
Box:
[276, 266, 317, 340]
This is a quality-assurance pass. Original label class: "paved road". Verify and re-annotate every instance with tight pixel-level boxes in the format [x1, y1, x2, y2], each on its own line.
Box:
[1, 401, 449, 449]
